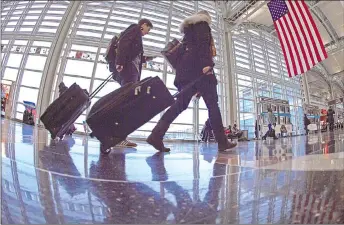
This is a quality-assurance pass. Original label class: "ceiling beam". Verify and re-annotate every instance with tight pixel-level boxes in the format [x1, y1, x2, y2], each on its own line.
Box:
[224, 0, 267, 31]
[237, 22, 275, 33]
[307, 2, 339, 46]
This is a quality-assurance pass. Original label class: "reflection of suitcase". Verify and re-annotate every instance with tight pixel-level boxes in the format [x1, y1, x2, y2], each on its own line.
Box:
[40, 74, 112, 139]
[86, 76, 175, 153]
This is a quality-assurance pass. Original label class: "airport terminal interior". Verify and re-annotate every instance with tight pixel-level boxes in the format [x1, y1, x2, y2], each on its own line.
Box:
[1, 0, 344, 224]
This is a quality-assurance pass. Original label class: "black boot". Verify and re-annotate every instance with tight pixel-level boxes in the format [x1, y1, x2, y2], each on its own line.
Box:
[147, 120, 171, 152]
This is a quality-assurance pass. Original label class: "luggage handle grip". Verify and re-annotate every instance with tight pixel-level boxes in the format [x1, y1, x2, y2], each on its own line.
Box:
[89, 73, 113, 99]
[172, 72, 210, 99]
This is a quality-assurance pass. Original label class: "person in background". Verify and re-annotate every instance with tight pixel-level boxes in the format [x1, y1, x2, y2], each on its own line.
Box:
[232, 124, 243, 138]
[262, 108, 278, 140]
[327, 106, 335, 131]
[304, 113, 311, 135]
[112, 18, 154, 148]
[146, 10, 237, 152]
[232, 124, 249, 141]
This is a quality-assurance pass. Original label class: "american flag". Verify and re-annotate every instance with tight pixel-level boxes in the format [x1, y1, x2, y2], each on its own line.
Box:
[267, 0, 328, 77]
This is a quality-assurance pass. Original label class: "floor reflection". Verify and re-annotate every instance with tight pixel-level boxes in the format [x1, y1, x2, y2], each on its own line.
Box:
[1, 119, 344, 224]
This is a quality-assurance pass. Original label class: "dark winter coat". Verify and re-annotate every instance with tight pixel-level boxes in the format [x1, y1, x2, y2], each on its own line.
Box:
[115, 24, 146, 81]
[327, 108, 335, 124]
[174, 14, 217, 90]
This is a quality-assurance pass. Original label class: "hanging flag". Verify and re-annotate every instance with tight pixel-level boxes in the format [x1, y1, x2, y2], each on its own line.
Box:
[267, 0, 328, 77]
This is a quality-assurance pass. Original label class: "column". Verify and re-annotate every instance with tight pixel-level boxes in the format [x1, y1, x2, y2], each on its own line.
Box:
[330, 83, 334, 100]
[36, 1, 81, 124]
[301, 73, 310, 105]
[223, 29, 237, 126]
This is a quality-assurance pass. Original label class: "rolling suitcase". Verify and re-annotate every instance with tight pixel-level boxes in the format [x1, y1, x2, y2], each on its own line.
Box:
[40, 74, 113, 139]
[86, 75, 203, 154]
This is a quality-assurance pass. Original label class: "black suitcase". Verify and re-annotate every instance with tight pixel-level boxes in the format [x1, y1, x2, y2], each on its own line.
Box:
[40, 74, 113, 139]
[268, 129, 276, 137]
[87, 75, 206, 154]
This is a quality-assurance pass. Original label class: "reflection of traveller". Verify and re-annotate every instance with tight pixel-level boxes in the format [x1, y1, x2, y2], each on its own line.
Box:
[147, 10, 236, 152]
[111, 18, 154, 148]
[146, 152, 169, 181]
[163, 163, 226, 223]
[262, 108, 278, 140]
[327, 107, 335, 131]
[145, 152, 226, 223]
[304, 114, 311, 135]
[89, 153, 172, 223]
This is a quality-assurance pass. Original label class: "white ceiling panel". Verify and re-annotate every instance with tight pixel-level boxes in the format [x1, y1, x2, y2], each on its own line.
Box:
[322, 49, 344, 74]
[318, 1, 344, 37]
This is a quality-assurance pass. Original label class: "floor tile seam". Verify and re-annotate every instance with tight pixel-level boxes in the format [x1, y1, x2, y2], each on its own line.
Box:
[2, 156, 258, 183]
[5, 135, 344, 146]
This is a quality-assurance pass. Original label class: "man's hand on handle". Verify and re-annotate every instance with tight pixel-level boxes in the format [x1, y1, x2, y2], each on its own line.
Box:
[202, 66, 212, 75]
[116, 65, 123, 72]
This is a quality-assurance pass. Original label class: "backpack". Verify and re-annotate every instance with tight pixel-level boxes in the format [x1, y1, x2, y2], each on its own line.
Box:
[105, 35, 119, 67]
[105, 35, 121, 83]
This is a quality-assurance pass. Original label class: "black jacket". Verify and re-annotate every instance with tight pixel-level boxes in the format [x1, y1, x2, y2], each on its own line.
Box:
[116, 24, 145, 77]
[174, 14, 216, 90]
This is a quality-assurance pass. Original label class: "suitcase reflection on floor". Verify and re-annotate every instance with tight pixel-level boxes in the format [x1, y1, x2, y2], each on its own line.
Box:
[39, 137, 88, 197]
[88, 151, 226, 223]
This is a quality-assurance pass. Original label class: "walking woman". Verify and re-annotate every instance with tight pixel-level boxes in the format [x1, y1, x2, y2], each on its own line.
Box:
[147, 10, 236, 152]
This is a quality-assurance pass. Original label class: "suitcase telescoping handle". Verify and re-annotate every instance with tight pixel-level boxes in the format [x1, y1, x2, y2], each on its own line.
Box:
[89, 73, 113, 99]
[171, 71, 210, 99]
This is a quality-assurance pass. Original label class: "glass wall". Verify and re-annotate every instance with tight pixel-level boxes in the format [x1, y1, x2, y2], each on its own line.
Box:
[1, 1, 70, 120]
[232, 28, 304, 137]
[51, 1, 225, 139]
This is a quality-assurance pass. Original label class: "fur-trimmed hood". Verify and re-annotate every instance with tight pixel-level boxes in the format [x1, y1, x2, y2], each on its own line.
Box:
[179, 13, 211, 33]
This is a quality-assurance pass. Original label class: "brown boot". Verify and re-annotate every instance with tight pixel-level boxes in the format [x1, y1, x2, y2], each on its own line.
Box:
[147, 120, 171, 152]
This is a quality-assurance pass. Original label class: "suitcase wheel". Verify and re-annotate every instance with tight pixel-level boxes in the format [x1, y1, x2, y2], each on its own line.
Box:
[100, 144, 111, 154]
[51, 134, 57, 140]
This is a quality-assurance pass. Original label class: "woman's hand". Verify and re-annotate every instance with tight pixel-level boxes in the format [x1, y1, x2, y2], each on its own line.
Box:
[116, 65, 123, 72]
[202, 66, 212, 75]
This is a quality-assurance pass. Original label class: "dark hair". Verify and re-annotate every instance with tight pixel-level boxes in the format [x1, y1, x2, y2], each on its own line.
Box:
[138, 18, 153, 28]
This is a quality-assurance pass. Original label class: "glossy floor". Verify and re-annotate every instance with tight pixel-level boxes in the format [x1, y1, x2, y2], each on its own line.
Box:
[1, 119, 344, 224]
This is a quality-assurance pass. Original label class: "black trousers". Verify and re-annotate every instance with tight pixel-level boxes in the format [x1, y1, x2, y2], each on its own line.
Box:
[159, 76, 228, 146]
